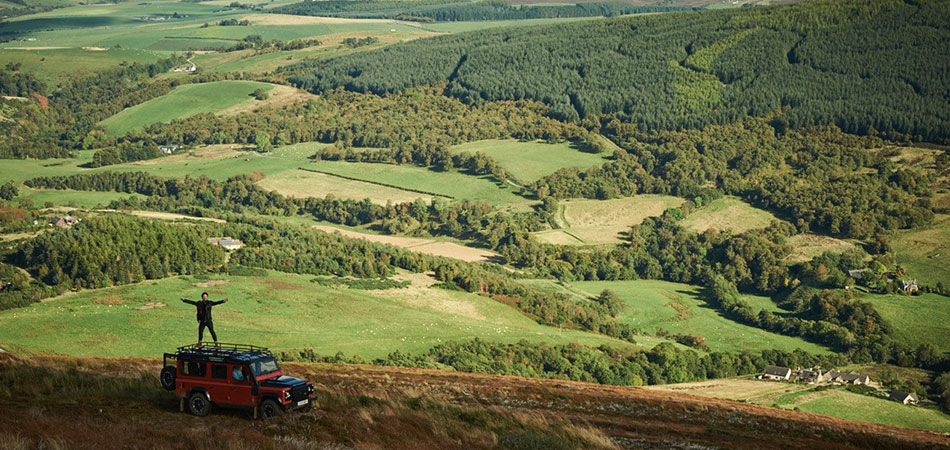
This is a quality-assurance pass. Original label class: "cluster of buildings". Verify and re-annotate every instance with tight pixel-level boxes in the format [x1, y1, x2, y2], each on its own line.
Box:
[48, 215, 80, 228]
[761, 365, 918, 405]
[207, 237, 242, 251]
[160, 144, 182, 154]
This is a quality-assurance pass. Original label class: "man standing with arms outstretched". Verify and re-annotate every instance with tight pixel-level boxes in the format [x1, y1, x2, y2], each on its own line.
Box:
[181, 292, 228, 348]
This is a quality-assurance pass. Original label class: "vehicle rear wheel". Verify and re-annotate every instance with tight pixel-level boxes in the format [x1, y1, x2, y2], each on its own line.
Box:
[159, 366, 176, 391]
[187, 392, 211, 417]
[260, 399, 282, 419]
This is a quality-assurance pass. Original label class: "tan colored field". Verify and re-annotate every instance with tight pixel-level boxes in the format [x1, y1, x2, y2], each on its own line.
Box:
[244, 13, 423, 27]
[785, 233, 858, 262]
[646, 378, 806, 404]
[547, 195, 684, 245]
[99, 209, 226, 223]
[313, 225, 498, 263]
[259, 168, 440, 205]
[122, 144, 244, 166]
[216, 84, 318, 116]
[680, 197, 778, 234]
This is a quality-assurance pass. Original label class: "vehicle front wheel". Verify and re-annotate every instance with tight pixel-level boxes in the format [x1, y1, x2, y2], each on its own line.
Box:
[159, 366, 176, 391]
[187, 392, 211, 417]
[260, 399, 282, 419]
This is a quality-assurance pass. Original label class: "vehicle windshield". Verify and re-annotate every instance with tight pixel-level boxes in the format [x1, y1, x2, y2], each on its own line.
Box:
[249, 358, 280, 377]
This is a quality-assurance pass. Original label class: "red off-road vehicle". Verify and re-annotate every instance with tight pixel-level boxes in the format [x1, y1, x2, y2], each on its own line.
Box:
[160, 343, 315, 419]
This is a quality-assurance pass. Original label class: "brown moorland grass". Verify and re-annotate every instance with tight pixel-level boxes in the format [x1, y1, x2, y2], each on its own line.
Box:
[0, 354, 947, 449]
[259, 169, 442, 205]
[785, 233, 858, 263]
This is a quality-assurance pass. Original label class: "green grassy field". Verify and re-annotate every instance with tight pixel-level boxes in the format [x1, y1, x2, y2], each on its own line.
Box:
[0, 48, 164, 84]
[793, 389, 950, 433]
[309, 160, 536, 209]
[570, 279, 830, 354]
[858, 291, 950, 353]
[893, 214, 950, 286]
[20, 188, 142, 209]
[98, 81, 275, 136]
[680, 196, 779, 234]
[0, 270, 634, 359]
[450, 139, 610, 184]
[649, 379, 950, 433]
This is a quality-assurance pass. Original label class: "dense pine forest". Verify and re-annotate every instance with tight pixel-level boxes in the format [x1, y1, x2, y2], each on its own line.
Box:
[272, 0, 692, 22]
[283, 0, 950, 142]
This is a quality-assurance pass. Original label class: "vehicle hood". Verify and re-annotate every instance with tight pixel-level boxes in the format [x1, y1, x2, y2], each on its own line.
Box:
[259, 375, 309, 388]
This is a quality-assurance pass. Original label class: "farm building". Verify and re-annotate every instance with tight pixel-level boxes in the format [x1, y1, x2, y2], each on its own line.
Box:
[207, 237, 242, 251]
[902, 279, 919, 294]
[49, 216, 80, 228]
[762, 365, 791, 381]
[889, 391, 919, 405]
[159, 144, 181, 154]
[823, 370, 872, 385]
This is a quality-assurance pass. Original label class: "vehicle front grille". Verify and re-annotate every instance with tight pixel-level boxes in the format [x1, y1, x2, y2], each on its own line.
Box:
[291, 385, 309, 402]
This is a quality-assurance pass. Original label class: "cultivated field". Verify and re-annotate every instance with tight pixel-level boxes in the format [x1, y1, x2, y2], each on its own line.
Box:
[313, 225, 498, 263]
[0, 270, 630, 360]
[570, 279, 830, 354]
[450, 139, 610, 184]
[99, 80, 276, 135]
[859, 291, 950, 353]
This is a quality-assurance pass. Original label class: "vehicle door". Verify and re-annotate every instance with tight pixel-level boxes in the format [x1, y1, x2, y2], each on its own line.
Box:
[228, 365, 255, 406]
[208, 363, 230, 403]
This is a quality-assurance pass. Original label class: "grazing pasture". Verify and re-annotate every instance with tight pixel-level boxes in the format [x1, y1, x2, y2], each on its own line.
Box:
[571, 279, 830, 354]
[0, 270, 632, 359]
[310, 161, 535, 208]
[858, 291, 950, 353]
[892, 214, 950, 286]
[450, 139, 610, 184]
[98, 80, 276, 136]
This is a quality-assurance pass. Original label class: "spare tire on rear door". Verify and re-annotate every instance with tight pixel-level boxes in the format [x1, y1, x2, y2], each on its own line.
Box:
[160, 366, 176, 391]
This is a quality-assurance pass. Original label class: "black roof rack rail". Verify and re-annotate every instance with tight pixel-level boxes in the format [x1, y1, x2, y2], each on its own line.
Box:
[169, 343, 275, 364]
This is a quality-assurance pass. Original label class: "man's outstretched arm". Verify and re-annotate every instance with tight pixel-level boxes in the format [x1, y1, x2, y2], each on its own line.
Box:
[181, 298, 198, 305]
[211, 298, 229, 306]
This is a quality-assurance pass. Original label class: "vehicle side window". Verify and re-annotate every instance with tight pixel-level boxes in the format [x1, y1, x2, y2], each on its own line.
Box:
[182, 360, 206, 377]
[211, 364, 227, 380]
[232, 366, 247, 382]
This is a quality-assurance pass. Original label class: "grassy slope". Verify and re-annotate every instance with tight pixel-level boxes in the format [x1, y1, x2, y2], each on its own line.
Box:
[571, 279, 830, 354]
[649, 379, 950, 434]
[259, 168, 443, 205]
[534, 195, 685, 245]
[893, 214, 950, 286]
[793, 390, 950, 433]
[680, 196, 779, 234]
[0, 270, 632, 359]
[98, 81, 275, 136]
[859, 291, 950, 353]
[450, 139, 610, 183]
[310, 161, 535, 208]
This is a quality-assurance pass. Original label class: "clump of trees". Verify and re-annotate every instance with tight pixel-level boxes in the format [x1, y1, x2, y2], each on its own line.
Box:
[13, 214, 224, 289]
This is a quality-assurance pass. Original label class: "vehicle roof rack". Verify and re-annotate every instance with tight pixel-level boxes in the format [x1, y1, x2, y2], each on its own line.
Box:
[171, 343, 275, 364]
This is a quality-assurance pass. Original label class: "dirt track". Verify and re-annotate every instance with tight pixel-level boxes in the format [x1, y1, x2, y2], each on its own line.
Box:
[1, 355, 948, 449]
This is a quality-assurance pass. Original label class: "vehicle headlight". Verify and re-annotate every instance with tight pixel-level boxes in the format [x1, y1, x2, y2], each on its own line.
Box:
[308, 385, 314, 393]
[284, 390, 291, 400]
